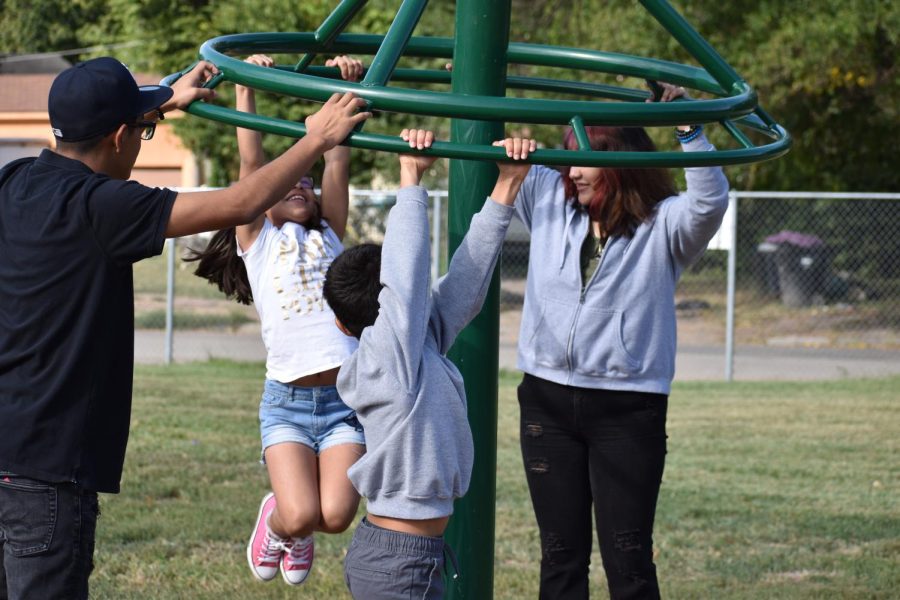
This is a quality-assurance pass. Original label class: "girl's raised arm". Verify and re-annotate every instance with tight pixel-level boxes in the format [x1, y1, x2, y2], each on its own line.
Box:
[319, 56, 363, 241]
[234, 54, 273, 249]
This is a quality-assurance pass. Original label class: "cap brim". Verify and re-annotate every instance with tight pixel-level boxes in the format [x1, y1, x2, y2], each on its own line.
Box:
[136, 85, 175, 117]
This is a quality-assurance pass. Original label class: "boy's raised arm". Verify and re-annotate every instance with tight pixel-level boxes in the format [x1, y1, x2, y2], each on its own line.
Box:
[365, 129, 437, 391]
[430, 138, 535, 352]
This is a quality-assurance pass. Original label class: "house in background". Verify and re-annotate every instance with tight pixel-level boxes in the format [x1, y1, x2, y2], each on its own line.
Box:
[0, 68, 201, 188]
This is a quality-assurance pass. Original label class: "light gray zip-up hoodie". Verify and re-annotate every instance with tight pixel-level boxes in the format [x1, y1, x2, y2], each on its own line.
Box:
[515, 135, 729, 395]
[337, 186, 514, 519]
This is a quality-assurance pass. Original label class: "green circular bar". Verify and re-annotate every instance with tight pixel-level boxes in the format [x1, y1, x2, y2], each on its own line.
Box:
[191, 33, 755, 127]
[179, 101, 790, 168]
[164, 31, 791, 166]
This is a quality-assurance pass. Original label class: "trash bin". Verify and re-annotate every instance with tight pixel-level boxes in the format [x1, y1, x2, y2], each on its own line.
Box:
[762, 231, 831, 307]
[755, 241, 781, 297]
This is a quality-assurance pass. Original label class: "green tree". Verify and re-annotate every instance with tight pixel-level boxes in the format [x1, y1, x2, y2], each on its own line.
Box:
[3, 0, 896, 193]
[0, 0, 108, 63]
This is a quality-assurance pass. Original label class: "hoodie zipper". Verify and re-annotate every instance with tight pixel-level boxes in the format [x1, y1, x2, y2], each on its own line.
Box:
[565, 223, 609, 375]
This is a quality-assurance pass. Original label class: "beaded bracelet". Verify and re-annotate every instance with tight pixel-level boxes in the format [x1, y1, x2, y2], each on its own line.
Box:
[675, 125, 703, 144]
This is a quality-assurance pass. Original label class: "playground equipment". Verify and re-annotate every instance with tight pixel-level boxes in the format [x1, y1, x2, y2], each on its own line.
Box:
[163, 1, 790, 169]
[165, 1, 789, 597]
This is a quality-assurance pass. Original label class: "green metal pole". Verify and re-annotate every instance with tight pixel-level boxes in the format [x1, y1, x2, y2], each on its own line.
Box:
[445, 1, 510, 598]
[293, 0, 369, 72]
[360, 0, 429, 87]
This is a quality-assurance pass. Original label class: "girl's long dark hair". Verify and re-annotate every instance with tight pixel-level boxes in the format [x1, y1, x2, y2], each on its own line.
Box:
[561, 126, 677, 238]
[184, 228, 253, 305]
[185, 189, 325, 305]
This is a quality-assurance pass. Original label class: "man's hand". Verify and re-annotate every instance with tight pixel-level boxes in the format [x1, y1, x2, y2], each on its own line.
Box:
[399, 129, 437, 187]
[304, 92, 371, 150]
[326, 55, 365, 82]
[162, 60, 219, 113]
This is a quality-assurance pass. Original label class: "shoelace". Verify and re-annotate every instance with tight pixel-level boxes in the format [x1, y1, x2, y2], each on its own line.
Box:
[284, 538, 313, 567]
[257, 532, 289, 564]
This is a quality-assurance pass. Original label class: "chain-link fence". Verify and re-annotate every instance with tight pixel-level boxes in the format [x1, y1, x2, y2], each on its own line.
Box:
[135, 190, 900, 379]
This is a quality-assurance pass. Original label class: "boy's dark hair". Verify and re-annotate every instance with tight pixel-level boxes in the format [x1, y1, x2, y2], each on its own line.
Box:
[184, 228, 253, 305]
[323, 243, 383, 338]
[55, 132, 108, 156]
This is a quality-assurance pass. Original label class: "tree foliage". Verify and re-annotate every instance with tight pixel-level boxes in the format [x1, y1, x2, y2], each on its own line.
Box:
[2, 0, 897, 192]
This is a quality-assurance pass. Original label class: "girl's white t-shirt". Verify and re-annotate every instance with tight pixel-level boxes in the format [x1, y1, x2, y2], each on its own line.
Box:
[237, 219, 358, 382]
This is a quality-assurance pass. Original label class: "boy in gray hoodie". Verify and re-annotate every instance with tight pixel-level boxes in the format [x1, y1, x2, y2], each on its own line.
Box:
[323, 130, 535, 599]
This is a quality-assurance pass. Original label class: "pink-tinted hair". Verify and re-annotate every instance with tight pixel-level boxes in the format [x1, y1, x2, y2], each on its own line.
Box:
[561, 126, 676, 237]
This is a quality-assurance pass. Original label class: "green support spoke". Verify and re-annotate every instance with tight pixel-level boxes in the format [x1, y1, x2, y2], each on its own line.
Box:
[293, 53, 316, 73]
[569, 115, 591, 150]
[361, 0, 429, 87]
[201, 71, 226, 90]
[640, 0, 745, 93]
[721, 119, 754, 149]
[293, 0, 369, 72]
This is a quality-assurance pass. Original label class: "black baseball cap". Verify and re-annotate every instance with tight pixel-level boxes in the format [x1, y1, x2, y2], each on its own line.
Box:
[48, 57, 174, 142]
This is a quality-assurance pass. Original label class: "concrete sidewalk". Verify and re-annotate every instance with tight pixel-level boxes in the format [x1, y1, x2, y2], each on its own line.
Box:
[135, 329, 900, 381]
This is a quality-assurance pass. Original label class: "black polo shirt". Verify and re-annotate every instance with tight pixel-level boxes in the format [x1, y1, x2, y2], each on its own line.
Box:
[0, 149, 176, 492]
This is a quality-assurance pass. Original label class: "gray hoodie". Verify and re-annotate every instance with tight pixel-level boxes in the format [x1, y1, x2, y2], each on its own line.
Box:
[515, 135, 730, 394]
[337, 185, 514, 519]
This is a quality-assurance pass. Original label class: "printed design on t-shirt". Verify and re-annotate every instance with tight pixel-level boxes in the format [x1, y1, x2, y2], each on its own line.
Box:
[270, 227, 335, 320]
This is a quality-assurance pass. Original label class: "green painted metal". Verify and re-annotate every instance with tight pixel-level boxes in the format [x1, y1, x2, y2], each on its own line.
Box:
[444, 2, 509, 597]
[569, 115, 591, 150]
[722, 119, 754, 149]
[293, 0, 368, 72]
[314, 0, 367, 45]
[300, 65, 653, 102]
[360, 0, 428, 87]
[162, 100, 789, 167]
[640, 0, 745, 93]
[181, 33, 754, 125]
[163, 22, 790, 167]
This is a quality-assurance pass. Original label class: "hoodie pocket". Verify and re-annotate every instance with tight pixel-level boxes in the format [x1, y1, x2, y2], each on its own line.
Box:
[571, 307, 642, 377]
[523, 298, 571, 370]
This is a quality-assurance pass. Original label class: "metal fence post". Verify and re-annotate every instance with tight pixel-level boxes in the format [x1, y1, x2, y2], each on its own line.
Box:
[164, 238, 175, 365]
[725, 192, 737, 381]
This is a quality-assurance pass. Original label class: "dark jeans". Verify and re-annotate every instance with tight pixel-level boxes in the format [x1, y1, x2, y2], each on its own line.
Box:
[518, 374, 667, 600]
[0, 473, 99, 600]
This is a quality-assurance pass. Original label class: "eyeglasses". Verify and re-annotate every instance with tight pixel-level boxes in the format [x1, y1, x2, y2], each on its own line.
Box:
[299, 176, 315, 190]
[130, 110, 164, 141]
[130, 120, 157, 140]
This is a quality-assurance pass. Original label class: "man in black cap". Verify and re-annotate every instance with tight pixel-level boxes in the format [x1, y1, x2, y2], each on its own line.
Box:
[0, 57, 370, 599]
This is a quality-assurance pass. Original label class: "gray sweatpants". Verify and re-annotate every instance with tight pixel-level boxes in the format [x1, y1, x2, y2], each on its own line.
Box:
[344, 517, 446, 600]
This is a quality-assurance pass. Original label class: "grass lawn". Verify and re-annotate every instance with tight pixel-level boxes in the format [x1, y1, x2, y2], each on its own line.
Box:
[91, 363, 899, 599]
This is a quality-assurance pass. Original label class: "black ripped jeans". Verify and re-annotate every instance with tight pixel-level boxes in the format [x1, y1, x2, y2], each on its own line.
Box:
[518, 373, 667, 600]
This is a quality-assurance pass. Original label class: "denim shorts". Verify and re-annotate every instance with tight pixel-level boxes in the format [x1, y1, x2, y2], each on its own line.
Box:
[259, 379, 365, 461]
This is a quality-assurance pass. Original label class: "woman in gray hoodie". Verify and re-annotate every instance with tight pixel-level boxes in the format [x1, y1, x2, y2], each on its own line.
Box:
[513, 83, 729, 599]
